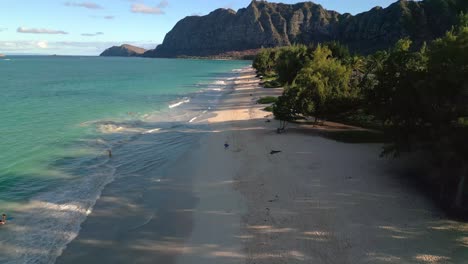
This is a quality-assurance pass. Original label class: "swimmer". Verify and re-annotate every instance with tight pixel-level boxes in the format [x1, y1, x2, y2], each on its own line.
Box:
[107, 150, 112, 158]
[0, 214, 6, 225]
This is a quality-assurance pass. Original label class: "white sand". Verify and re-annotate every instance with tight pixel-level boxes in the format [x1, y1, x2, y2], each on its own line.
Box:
[179, 67, 468, 264]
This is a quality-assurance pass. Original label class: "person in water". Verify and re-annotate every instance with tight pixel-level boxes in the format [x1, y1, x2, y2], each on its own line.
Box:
[0, 214, 6, 225]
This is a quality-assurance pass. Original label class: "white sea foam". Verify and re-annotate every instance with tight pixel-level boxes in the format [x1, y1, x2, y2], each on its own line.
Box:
[212, 80, 227, 86]
[168, 98, 190, 109]
[142, 128, 161, 134]
[189, 117, 198, 123]
[98, 124, 144, 134]
[1, 163, 116, 264]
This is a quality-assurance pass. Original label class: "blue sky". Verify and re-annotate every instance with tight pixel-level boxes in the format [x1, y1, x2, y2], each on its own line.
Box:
[0, 0, 398, 55]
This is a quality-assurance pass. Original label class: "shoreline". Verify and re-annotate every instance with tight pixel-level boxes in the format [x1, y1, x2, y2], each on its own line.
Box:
[57, 67, 467, 264]
[0, 60, 248, 264]
[55, 67, 258, 264]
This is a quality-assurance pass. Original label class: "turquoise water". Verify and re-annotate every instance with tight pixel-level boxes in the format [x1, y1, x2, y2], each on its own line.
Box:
[0, 56, 249, 263]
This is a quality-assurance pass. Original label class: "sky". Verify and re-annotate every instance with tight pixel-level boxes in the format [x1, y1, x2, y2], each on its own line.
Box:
[0, 0, 398, 55]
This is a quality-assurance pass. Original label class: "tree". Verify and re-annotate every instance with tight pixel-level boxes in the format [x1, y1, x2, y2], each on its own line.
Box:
[360, 51, 389, 109]
[252, 48, 278, 76]
[424, 25, 468, 208]
[293, 45, 353, 121]
[324, 41, 351, 61]
[275, 45, 309, 85]
[273, 87, 301, 131]
[368, 26, 468, 210]
[293, 70, 326, 121]
[370, 38, 428, 155]
[252, 49, 269, 75]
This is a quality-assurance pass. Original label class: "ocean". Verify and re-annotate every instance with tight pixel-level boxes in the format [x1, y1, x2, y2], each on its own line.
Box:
[0, 56, 250, 263]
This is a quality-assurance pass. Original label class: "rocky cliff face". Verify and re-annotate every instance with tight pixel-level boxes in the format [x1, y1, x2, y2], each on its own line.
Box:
[100, 44, 147, 57]
[145, 0, 466, 57]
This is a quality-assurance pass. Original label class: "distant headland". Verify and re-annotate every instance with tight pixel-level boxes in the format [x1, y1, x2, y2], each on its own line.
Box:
[100, 44, 147, 57]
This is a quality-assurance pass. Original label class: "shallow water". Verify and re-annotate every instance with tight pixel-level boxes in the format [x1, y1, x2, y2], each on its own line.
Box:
[0, 56, 249, 263]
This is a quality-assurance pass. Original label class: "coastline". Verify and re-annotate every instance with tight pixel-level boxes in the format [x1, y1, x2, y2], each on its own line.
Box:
[57, 67, 467, 264]
[55, 67, 259, 263]
[0, 58, 249, 264]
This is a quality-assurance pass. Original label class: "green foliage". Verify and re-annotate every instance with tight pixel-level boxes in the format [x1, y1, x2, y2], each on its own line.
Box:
[273, 87, 302, 129]
[363, 24, 468, 210]
[370, 39, 429, 153]
[360, 50, 389, 101]
[332, 109, 380, 130]
[263, 106, 273, 112]
[262, 78, 282, 88]
[257, 96, 278, 104]
[424, 26, 468, 159]
[458, 12, 468, 27]
[363, 51, 389, 77]
[253, 48, 278, 76]
[263, 80, 282, 88]
[365, 26, 468, 165]
[293, 45, 355, 120]
[268, 44, 358, 130]
[275, 45, 309, 85]
[324, 41, 351, 60]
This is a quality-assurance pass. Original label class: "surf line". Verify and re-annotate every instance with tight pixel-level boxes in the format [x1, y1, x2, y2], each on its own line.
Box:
[169, 98, 190, 109]
[143, 128, 161, 134]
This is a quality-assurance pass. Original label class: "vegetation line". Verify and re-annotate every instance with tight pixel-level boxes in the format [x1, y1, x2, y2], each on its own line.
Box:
[252, 14, 468, 216]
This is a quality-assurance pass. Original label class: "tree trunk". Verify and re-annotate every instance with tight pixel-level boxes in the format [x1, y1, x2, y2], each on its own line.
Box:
[277, 120, 287, 133]
[454, 165, 467, 209]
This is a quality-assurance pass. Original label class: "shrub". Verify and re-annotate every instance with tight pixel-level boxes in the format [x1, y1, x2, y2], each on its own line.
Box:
[257, 96, 278, 104]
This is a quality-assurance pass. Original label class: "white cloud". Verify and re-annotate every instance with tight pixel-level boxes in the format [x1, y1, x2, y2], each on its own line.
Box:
[0, 41, 20, 48]
[104, 16, 114, 19]
[64, 2, 103, 9]
[17, 27, 68, 34]
[37, 41, 48, 49]
[0, 41, 50, 51]
[131, 3, 163, 14]
[131, 1, 168, 15]
[81, 32, 104, 36]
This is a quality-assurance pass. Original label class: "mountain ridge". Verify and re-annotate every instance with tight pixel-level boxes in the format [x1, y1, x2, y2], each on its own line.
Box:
[143, 0, 466, 58]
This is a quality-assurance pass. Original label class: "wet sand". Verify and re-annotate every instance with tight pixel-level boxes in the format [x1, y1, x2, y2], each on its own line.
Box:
[57, 67, 468, 264]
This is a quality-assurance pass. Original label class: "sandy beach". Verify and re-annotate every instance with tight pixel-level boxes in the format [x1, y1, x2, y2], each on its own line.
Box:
[57, 67, 468, 264]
